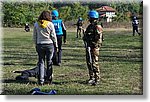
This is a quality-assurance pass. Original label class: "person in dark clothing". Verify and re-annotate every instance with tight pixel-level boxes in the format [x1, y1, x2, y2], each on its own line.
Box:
[51, 10, 67, 66]
[15, 66, 47, 81]
[24, 23, 30, 32]
[132, 16, 141, 36]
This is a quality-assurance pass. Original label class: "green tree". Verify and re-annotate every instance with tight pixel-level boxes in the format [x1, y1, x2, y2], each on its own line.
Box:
[70, 3, 89, 21]
[59, 6, 71, 21]
[110, 2, 141, 22]
[2, 2, 52, 27]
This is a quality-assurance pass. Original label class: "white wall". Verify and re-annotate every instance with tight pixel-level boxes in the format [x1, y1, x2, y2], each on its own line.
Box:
[106, 12, 116, 22]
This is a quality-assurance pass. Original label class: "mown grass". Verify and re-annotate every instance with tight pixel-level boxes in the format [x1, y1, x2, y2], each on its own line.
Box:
[1, 28, 143, 95]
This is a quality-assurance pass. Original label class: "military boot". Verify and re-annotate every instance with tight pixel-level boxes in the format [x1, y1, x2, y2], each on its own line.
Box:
[93, 75, 100, 85]
[87, 75, 95, 85]
[88, 78, 95, 85]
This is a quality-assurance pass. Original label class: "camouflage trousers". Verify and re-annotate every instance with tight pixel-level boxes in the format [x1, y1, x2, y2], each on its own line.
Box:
[86, 47, 100, 81]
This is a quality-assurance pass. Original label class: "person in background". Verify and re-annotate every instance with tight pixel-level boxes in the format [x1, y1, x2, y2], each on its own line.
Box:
[83, 10, 103, 86]
[51, 10, 67, 66]
[24, 23, 30, 32]
[132, 16, 141, 36]
[33, 10, 58, 85]
[76, 16, 84, 38]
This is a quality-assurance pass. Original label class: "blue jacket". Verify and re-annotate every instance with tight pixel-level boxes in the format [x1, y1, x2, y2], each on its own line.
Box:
[52, 19, 63, 35]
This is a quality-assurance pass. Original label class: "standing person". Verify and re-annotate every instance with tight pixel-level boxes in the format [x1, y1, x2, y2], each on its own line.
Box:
[24, 23, 30, 32]
[132, 16, 141, 36]
[33, 10, 58, 85]
[51, 10, 67, 66]
[76, 16, 84, 38]
[83, 10, 103, 86]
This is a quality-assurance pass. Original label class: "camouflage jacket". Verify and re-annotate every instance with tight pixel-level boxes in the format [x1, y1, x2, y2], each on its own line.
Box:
[83, 23, 103, 48]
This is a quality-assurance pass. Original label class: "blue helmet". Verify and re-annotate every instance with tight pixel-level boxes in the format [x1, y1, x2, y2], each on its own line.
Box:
[79, 17, 82, 21]
[52, 10, 59, 17]
[88, 10, 99, 19]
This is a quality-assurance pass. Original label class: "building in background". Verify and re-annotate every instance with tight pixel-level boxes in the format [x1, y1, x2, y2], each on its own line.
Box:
[96, 6, 116, 22]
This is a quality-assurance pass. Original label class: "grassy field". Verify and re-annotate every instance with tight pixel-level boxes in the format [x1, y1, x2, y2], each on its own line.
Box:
[1, 28, 143, 95]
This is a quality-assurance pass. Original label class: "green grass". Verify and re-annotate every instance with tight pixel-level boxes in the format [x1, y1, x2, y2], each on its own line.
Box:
[1, 28, 143, 95]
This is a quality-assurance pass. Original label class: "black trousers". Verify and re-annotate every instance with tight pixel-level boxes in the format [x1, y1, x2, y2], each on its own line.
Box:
[15, 67, 47, 81]
[52, 35, 62, 65]
[133, 26, 140, 36]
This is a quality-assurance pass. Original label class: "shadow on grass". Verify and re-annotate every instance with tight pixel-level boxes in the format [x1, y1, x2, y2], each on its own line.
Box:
[2, 79, 37, 84]
[2, 79, 87, 86]
[102, 44, 143, 50]
[3, 62, 36, 66]
[100, 55, 143, 63]
[3, 55, 36, 60]
[52, 80, 87, 85]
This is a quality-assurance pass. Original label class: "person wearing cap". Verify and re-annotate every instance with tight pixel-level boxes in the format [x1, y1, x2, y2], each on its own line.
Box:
[51, 10, 67, 66]
[83, 10, 103, 85]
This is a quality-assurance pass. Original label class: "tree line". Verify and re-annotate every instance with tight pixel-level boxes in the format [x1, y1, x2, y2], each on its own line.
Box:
[1, 1, 142, 27]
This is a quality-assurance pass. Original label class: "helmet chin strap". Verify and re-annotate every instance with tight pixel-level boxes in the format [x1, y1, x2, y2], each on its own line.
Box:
[52, 16, 57, 20]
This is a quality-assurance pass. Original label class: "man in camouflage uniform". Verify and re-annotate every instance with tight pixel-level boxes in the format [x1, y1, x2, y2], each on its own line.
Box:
[83, 10, 103, 85]
[76, 17, 84, 38]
